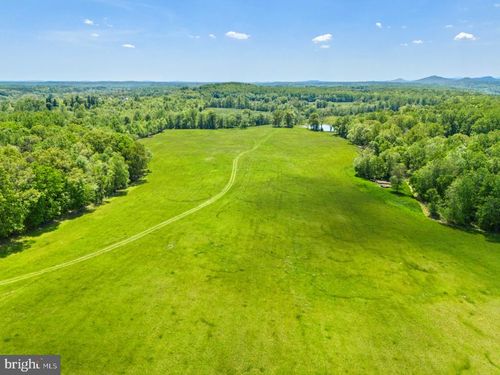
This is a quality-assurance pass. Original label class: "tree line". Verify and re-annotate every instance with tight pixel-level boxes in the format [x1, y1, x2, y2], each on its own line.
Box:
[0, 83, 498, 238]
[0, 122, 149, 238]
[327, 96, 499, 232]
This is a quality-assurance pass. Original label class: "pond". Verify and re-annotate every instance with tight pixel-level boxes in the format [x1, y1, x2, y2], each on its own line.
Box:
[303, 124, 334, 132]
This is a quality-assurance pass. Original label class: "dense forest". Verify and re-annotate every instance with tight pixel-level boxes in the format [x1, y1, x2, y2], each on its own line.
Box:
[326, 96, 499, 232]
[0, 83, 498, 238]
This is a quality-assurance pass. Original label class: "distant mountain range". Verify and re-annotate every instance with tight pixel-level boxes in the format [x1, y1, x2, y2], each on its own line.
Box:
[257, 76, 500, 93]
[392, 75, 500, 94]
[260, 76, 500, 86]
[1, 76, 499, 94]
[412, 75, 500, 85]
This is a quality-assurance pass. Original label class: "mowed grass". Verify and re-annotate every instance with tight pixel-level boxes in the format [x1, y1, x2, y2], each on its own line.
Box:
[0, 126, 499, 374]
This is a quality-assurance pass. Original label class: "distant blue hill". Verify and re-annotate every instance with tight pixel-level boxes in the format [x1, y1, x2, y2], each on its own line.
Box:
[1, 76, 499, 94]
[414, 75, 499, 85]
[256, 76, 500, 94]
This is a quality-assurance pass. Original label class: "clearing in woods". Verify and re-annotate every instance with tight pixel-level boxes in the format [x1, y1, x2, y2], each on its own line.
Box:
[0, 126, 498, 374]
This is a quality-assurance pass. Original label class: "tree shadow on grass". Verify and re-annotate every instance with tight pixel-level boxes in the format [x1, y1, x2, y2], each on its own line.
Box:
[0, 208, 94, 259]
[484, 233, 499, 244]
[62, 207, 95, 221]
[110, 179, 148, 198]
[130, 177, 148, 187]
[106, 182, 145, 198]
[0, 238, 34, 258]
[0, 177, 149, 259]
[435, 219, 499, 243]
[389, 190, 411, 197]
[113, 190, 129, 197]
[0, 220, 62, 258]
[386, 187, 499, 240]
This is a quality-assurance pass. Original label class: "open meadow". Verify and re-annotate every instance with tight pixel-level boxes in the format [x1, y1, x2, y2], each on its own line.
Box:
[0, 126, 498, 374]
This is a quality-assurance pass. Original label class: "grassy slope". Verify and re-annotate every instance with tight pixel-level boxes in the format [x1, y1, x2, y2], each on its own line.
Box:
[0, 127, 498, 374]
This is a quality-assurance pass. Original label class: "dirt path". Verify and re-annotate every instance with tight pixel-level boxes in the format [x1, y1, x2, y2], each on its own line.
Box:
[0, 131, 273, 287]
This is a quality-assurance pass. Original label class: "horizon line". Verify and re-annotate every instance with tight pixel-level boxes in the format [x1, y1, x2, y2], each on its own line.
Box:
[0, 75, 499, 85]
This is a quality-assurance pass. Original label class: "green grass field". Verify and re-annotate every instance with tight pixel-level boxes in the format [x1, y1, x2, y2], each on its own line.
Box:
[0, 126, 499, 374]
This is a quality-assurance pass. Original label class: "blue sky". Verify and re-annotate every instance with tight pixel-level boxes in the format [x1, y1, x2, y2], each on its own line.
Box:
[0, 0, 499, 81]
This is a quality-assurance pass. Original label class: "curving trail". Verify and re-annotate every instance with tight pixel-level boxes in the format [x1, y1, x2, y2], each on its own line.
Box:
[0, 131, 273, 287]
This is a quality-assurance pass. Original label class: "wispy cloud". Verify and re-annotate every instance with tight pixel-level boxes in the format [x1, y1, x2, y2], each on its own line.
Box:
[494, 3, 500, 7]
[375, 22, 383, 29]
[454, 32, 477, 41]
[122, 43, 135, 48]
[400, 43, 409, 47]
[225, 31, 250, 40]
[103, 17, 113, 28]
[445, 24, 454, 28]
[412, 39, 424, 44]
[188, 35, 200, 39]
[209, 34, 216, 39]
[319, 44, 330, 49]
[40, 27, 141, 45]
[83, 19, 94, 26]
[312, 33, 332, 44]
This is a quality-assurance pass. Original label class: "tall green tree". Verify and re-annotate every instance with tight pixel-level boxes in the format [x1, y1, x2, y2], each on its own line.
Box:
[309, 112, 320, 131]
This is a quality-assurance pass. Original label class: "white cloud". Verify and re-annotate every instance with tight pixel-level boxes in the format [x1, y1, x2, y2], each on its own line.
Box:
[209, 34, 216, 39]
[375, 22, 383, 29]
[319, 44, 330, 49]
[91, 33, 100, 37]
[225, 31, 250, 40]
[412, 39, 424, 44]
[445, 24, 454, 28]
[400, 43, 409, 47]
[103, 17, 113, 28]
[83, 19, 94, 26]
[454, 32, 477, 41]
[312, 33, 332, 44]
[122, 43, 135, 48]
[189, 35, 201, 39]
